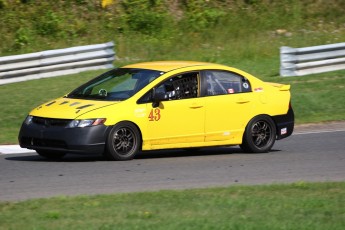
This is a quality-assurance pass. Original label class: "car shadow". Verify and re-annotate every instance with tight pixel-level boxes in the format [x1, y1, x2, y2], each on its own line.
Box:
[5, 154, 104, 162]
[138, 147, 281, 159]
[136, 147, 241, 159]
[5, 147, 281, 162]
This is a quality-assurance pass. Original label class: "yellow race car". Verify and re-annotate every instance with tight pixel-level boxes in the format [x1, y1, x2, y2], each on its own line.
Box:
[19, 61, 294, 160]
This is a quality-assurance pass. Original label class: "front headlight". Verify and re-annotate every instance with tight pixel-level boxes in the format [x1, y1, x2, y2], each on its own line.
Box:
[24, 115, 33, 125]
[66, 118, 106, 128]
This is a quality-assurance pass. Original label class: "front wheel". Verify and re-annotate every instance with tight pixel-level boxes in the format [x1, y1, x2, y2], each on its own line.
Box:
[240, 115, 276, 153]
[104, 122, 141, 161]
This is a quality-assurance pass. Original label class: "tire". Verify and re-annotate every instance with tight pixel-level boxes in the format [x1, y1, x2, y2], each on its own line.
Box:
[240, 115, 276, 153]
[36, 150, 66, 160]
[104, 122, 141, 161]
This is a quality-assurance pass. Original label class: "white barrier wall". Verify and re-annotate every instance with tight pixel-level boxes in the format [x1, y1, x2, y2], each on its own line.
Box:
[280, 42, 345, 77]
[0, 42, 115, 85]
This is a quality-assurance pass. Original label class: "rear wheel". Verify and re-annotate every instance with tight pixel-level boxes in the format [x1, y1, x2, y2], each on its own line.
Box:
[240, 115, 276, 153]
[36, 150, 66, 160]
[104, 122, 141, 161]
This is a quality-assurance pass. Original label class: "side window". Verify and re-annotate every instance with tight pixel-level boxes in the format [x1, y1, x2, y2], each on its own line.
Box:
[204, 70, 251, 96]
[138, 72, 199, 103]
[157, 72, 199, 100]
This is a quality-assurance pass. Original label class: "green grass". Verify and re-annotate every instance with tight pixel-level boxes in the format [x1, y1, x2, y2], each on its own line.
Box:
[0, 182, 344, 229]
[0, 70, 103, 144]
[281, 74, 345, 123]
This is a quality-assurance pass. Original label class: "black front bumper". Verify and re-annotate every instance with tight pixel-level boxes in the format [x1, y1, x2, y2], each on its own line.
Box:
[18, 120, 111, 154]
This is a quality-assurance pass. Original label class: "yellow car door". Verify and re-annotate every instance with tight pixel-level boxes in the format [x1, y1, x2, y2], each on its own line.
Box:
[144, 72, 205, 149]
[202, 70, 254, 144]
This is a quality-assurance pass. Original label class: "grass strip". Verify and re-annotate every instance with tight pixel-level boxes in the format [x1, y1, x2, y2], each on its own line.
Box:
[0, 181, 344, 230]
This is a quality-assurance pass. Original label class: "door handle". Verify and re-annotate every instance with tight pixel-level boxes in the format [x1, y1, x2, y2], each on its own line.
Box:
[189, 102, 204, 108]
[236, 98, 250, 104]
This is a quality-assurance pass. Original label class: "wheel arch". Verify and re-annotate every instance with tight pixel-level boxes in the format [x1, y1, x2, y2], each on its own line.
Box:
[109, 120, 143, 150]
[244, 113, 292, 141]
[240, 114, 277, 153]
[243, 114, 274, 134]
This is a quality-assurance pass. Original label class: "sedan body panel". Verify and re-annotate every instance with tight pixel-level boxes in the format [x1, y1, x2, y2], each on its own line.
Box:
[18, 61, 294, 160]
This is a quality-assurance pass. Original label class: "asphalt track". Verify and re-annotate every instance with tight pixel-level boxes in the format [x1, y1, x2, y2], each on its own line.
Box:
[0, 122, 344, 201]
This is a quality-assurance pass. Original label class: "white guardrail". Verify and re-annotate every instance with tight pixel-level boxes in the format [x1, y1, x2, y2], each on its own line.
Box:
[0, 41, 115, 85]
[280, 42, 345, 77]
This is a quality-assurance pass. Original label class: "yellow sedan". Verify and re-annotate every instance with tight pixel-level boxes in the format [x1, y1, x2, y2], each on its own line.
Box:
[19, 61, 294, 160]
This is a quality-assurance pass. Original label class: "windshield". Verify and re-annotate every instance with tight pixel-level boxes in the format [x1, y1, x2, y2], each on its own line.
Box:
[67, 68, 163, 101]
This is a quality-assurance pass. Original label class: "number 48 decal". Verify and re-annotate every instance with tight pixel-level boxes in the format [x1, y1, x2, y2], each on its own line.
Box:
[148, 108, 161, 121]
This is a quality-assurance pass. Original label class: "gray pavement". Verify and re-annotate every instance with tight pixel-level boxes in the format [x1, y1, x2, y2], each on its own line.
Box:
[0, 121, 344, 201]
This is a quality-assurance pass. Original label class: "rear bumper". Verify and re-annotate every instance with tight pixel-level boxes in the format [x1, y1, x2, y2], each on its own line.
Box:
[272, 107, 294, 140]
[18, 121, 111, 154]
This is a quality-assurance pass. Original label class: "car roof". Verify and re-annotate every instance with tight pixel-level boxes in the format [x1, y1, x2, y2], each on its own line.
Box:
[122, 61, 225, 72]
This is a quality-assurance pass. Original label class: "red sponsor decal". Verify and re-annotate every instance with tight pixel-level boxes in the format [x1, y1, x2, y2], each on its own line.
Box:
[227, 88, 234, 94]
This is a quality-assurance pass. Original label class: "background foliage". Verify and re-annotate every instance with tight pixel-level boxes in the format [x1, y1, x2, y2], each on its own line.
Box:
[1, 0, 345, 64]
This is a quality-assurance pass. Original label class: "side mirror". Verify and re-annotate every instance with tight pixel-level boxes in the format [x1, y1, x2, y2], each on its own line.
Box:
[152, 88, 166, 108]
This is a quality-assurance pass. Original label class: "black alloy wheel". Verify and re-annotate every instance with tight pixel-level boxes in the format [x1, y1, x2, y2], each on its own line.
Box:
[104, 122, 141, 161]
[240, 115, 276, 153]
